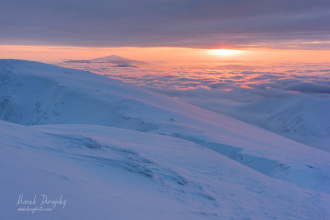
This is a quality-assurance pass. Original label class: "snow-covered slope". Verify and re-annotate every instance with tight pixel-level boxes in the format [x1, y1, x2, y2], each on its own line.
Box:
[1, 59, 330, 219]
[232, 97, 330, 152]
[1, 120, 329, 219]
[1, 59, 329, 192]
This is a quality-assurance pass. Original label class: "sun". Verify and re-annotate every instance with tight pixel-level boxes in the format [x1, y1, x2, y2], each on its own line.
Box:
[209, 49, 242, 56]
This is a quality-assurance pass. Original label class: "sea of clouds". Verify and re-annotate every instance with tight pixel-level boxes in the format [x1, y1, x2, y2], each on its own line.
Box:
[60, 60, 330, 114]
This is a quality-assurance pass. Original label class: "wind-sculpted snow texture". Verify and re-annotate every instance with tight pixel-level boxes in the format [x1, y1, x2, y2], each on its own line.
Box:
[1, 121, 330, 219]
[1, 60, 329, 219]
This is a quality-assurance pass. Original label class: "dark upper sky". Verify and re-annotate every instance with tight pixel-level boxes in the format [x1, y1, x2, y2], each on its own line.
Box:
[1, 0, 330, 49]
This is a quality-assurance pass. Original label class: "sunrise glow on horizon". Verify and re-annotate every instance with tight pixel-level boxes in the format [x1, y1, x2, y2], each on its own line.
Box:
[1, 45, 330, 67]
[209, 49, 243, 57]
[1, 0, 329, 65]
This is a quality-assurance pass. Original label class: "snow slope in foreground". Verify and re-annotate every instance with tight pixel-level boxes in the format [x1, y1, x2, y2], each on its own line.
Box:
[0, 59, 330, 219]
[1, 120, 329, 220]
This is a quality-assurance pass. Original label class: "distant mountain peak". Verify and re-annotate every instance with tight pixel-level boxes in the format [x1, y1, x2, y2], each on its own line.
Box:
[92, 55, 131, 62]
[63, 55, 146, 66]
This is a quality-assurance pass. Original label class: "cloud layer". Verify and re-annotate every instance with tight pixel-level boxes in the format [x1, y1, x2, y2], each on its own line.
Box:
[60, 60, 330, 112]
[1, 0, 330, 49]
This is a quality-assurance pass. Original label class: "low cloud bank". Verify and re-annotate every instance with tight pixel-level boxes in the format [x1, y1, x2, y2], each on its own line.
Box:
[60, 61, 330, 111]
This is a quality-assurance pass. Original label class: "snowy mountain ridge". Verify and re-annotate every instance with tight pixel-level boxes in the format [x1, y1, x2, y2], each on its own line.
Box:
[238, 96, 330, 137]
[1, 59, 329, 219]
[230, 96, 330, 152]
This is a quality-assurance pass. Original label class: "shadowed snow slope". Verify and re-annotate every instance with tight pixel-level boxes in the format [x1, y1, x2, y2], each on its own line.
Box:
[232, 97, 330, 152]
[0, 59, 330, 219]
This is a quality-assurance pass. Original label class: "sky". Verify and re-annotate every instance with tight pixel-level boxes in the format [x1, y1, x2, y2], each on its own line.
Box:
[1, 0, 330, 49]
[1, 0, 330, 110]
[1, 0, 330, 61]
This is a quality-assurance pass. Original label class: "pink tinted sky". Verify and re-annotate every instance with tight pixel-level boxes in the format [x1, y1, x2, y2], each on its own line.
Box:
[1, 45, 330, 66]
[1, 1, 330, 67]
